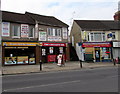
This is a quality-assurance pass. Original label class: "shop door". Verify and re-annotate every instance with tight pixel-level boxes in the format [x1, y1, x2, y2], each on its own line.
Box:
[95, 49, 100, 62]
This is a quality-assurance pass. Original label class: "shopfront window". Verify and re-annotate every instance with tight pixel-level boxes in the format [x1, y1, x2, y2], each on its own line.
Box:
[4, 47, 35, 65]
[101, 47, 111, 60]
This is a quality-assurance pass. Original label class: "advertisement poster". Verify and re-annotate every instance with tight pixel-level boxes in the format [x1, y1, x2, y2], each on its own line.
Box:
[39, 32, 47, 41]
[59, 47, 63, 53]
[48, 36, 61, 41]
[2, 22, 10, 36]
[49, 47, 54, 54]
[42, 49, 46, 56]
[29, 58, 35, 64]
[5, 57, 17, 65]
[21, 24, 29, 37]
[17, 56, 28, 64]
[62, 28, 68, 39]
[48, 55, 56, 62]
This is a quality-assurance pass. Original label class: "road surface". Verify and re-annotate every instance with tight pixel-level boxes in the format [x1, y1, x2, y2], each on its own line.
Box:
[2, 66, 119, 93]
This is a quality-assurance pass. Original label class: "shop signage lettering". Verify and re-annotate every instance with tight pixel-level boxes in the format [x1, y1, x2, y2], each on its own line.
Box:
[2, 22, 10, 36]
[21, 24, 29, 37]
[3, 42, 38, 46]
[48, 36, 61, 41]
[82, 42, 111, 47]
[113, 42, 120, 47]
[42, 43, 66, 47]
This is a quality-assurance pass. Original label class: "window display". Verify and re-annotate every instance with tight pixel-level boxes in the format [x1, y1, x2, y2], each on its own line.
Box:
[29, 58, 35, 64]
[4, 47, 35, 65]
[5, 57, 17, 65]
[17, 56, 28, 64]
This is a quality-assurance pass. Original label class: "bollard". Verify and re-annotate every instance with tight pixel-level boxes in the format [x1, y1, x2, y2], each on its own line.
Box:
[79, 60, 82, 68]
[113, 59, 116, 66]
[39, 60, 42, 71]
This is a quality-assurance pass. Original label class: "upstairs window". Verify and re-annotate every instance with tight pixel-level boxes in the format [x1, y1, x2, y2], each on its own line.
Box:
[112, 32, 116, 39]
[56, 29, 61, 36]
[47, 28, 53, 36]
[29, 27, 34, 38]
[47, 28, 61, 36]
[12, 25, 20, 38]
[88, 32, 106, 42]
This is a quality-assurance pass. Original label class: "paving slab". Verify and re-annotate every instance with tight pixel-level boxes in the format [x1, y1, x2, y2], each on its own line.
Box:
[1, 61, 118, 75]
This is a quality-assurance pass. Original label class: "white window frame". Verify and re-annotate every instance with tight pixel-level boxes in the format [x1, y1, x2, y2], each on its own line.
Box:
[102, 32, 105, 41]
[29, 27, 34, 38]
[47, 28, 52, 36]
[52, 28, 55, 36]
[47, 28, 61, 37]
[12, 25, 20, 38]
[56, 28, 61, 36]
[88, 32, 106, 42]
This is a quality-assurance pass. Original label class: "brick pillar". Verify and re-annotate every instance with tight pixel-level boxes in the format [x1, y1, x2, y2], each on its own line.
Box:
[35, 46, 40, 64]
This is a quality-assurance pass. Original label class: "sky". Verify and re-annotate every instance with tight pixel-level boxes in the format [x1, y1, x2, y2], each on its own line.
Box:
[1, 0, 119, 28]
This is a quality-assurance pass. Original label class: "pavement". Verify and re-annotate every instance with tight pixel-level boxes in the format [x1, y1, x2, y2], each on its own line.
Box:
[0, 61, 119, 75]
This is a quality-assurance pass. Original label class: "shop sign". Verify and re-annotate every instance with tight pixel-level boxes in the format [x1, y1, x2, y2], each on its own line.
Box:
[21, 24, 29, 37]
[113, 42, 120, 47]
[2, 22, 10, 36]
[42, 43, 66, 47]
[48, 36, 61, 41]
[107, 33, 112, 38]
[39, 32, 47, 41]
[82, 42, 111, 47]
[3, 42, 38, 46]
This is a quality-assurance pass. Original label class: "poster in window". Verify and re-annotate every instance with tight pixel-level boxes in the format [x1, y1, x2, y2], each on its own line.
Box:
[48, 36, 61, 41]
[42, 49, 46, 56]
[2, 22, 10, 36]
[17, 56, 28, 64]
[62, 28, 68, 39]
[39, 32, 47, 41]
[29, 58, 35, 64]
[5, 57, 17, 65]
[21, 24, 29, 37]
[59, 47, 63, 53]
[49, 47, 54, 54]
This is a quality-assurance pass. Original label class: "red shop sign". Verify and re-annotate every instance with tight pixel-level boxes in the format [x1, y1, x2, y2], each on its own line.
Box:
[42, 43, 66, 47]
[82, 42, 111, 47]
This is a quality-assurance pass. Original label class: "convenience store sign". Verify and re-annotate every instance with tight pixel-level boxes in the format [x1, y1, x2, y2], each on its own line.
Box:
[82, 42, 111, 47]
[3, 42, 38, 46]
